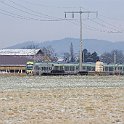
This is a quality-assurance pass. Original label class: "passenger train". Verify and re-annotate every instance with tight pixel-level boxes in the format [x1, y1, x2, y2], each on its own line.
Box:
[26, 61, 124, 75]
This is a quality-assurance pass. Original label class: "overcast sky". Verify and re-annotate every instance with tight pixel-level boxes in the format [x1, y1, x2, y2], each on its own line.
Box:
[0, 0, 124, 48]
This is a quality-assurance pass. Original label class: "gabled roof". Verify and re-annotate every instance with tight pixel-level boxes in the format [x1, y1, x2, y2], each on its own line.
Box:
[0, 49, 41, 56]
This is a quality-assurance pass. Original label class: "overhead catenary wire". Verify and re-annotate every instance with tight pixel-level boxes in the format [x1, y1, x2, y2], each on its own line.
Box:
[69, 20, 110, 33]
[6, 0, 63, 20]
[97, 17, 123, 33]
[71, 16, 116, 33]
[64, 6, 122, 33]
[0, 8, 74, 21]
[0, 0, 123, 34]
[0, 9, 28, 20]
[70, 5, 123, 33]
[0, 1, 111, 32]
[0, 0, 70, 21]
[0, 0, 75, 21]
[0, 0, 53, 19]
[88, 18, 122, 33]
[17, 0, 82, 9]
[7, 0, 86, 22]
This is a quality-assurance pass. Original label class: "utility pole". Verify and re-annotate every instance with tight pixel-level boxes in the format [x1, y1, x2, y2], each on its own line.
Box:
[65, 9, 98, 72]
[70, 42, 74, 62]
[114, 52, 116, 64]
[114, 52, 117, 73]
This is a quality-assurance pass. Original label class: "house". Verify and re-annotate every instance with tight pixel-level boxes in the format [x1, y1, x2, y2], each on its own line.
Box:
[0, 49, 45, 74]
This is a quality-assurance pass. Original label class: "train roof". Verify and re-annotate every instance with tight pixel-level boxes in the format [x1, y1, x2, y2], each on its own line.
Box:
[34, 62, 124, 67]
[34, 62, 96, 66]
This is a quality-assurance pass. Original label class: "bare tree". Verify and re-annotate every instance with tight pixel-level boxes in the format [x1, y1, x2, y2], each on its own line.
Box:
[100, 50, 124, 64]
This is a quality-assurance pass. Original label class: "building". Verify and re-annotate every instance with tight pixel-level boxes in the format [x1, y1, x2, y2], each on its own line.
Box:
[0, 49, 45, 74]
[95, 61, 104, 72]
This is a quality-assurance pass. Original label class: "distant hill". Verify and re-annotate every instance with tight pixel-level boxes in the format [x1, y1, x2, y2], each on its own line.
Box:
[6, 38, 124, 55]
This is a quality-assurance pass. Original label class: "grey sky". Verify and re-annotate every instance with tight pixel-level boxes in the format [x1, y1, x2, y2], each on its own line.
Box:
[0, 0, 124, 48]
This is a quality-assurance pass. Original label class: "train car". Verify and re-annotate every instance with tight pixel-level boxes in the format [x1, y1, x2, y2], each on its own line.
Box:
[33, 62, 53, 75]
[26, 61, 34, 75]
[32, 62, 96, 75]
[103, 64, 124, 75]
[26, 61, 124, 76]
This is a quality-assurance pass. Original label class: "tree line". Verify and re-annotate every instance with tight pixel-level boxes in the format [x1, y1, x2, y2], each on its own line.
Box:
[100, 50, 124, 64]
[63, 42, 99, 63]
[25, 42, 124, 64]
[63, 42, 124, 64]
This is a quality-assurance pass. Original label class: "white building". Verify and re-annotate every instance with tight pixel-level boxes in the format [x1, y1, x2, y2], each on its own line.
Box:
[95, 61, 104, 72]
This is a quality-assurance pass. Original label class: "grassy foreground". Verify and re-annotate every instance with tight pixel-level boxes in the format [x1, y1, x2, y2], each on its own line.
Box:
[0, 88, 124, 124]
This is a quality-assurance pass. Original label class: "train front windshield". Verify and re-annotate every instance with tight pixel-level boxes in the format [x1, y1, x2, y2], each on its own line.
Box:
[26, 62, 34, 74]
[26, 64, 33, 70]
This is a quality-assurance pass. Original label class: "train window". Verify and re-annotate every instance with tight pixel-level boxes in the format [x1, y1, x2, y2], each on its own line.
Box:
[76, 66, 79, 70]
[70, 66, 75, 71]
[34, 66, 40, 70]
[54, 66, 59, 70]
[119, 67, 122, 70]
[60, 66, 63, 70]
[43, 67, 46, 70]
[87, 66, 91, 71]
[109, 67, 114, 71]
[83, 66, 86, 70]
[105, 67, 109, 71]
[65, 66, 69, 71]
[91, 67, 95, 71]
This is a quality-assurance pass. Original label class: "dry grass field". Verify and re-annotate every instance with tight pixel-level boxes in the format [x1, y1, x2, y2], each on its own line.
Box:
[0, 88, 124, 124]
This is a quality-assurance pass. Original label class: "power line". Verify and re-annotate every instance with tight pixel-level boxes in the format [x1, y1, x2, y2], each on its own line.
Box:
[0, 0, 123, 33]
[89, 18, 122, 33]
[69, 20, 109, 33]
[0, 8, 73, 21]
[0, 0, 75, 21]
[74, 19, 115, 33]
[7, 0, 61, 20]
[0, 9, 28, 20]
[97, 17, 119, 29]
[0, 0, 52, 19]
[0, 0, 68, 21]
[18, 0, 83, 9]
[97, 17, 122, 33]
[70, 5, 123, 33]
[84, 24, 108, 33]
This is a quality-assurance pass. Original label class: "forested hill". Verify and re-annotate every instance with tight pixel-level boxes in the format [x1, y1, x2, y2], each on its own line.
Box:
[6, 38, 124, 55]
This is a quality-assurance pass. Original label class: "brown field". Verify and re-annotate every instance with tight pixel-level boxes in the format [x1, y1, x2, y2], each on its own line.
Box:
[0, 88, 124, 124]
